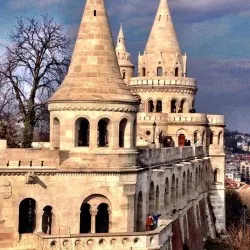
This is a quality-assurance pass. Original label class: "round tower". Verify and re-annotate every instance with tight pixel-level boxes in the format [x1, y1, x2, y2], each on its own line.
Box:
[48, 0, 138, 169]
[115, 24, 134, 86]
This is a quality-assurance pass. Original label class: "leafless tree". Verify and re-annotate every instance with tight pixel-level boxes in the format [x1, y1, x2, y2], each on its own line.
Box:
[0, 15, 70, 148]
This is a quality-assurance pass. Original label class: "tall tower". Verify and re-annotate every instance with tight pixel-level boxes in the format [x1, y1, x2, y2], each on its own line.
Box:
[115, 23, 134, 85]
[138, 0, 187, 78]
[48, 0, 138, 168]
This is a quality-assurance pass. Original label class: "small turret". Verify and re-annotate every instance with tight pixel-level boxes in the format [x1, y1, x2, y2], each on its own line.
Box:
[115, 23, 134, 85]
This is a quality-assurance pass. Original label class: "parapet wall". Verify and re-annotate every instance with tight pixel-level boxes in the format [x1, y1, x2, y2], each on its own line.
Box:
[0, 148, 59, 168]
[138, 146, 205, 167]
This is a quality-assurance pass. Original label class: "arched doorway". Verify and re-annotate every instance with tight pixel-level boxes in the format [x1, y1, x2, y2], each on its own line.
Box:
[42, 206, 53, 235]
[80, 203, 91, 233]
[19, 198, 36, 234]
[171, 175, 176, 205]
[155, 186, 160, 213]
[136, 192, 143, 232]
[98, 118, 110, 147]
[178, 134, 186, 147]
[75, 118, 90, 147]
[179, 99, 186, 113]
[96, 203, 109, 233]
[164, 178, 170, 208]
[149, 181, 155, 214]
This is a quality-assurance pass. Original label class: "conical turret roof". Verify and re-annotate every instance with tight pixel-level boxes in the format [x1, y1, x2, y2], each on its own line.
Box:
[49, 0, 136, 104]
[145, 0, 181, 56]
[116, 23, 133, 67]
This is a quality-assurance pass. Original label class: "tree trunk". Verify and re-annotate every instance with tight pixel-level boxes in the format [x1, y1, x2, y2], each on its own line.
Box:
[22, 110, 36, 148]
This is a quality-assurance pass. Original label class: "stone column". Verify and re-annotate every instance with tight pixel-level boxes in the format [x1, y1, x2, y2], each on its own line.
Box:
[90, 122, 97, 149]
[112, 121, 119, 149]
[90, 209, 97, 233]
[36, 212, 43, 233]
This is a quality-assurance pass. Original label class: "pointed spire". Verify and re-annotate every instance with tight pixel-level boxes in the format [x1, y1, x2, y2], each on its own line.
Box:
[49, 0, 136, 104]
[115, 23, 133, 67]
[145, 0, 181, 56]
[118, 23, 125, 38]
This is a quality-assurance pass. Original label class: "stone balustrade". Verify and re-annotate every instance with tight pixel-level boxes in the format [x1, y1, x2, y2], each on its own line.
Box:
[207, 114, 225, 126]
[129, 76, 196, 88]
[36, 222, 172, 250]
[138, 146, 205, 167]
[0, 149, 59, 168]
[138, 113, 208, 124]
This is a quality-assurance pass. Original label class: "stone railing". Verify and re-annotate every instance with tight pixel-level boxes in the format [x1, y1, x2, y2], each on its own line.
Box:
[36, 222, 172, 250]
[138, 113, 207, 124]
[129, 76, 196, 88]
[0, 149, 59, 168]
[207, 115, 225, 126]
[138, 146, 205, 167]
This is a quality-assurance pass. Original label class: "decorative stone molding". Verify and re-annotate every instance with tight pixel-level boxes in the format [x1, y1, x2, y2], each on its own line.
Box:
[25, 172, 36, 184]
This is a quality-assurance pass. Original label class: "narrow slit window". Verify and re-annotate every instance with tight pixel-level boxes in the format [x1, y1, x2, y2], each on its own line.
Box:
[94, 10, 97, 16]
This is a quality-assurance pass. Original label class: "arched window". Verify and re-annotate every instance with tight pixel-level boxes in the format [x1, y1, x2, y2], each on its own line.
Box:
[156, 100, 162, 113]
[175, 67, 179, 77]
[218, 132, 223, 145]
[42, 206, 53, 235]
[195, 168, 198, 189]
[94, 10, 97, 16]
[187, 170, 191, 197]
[155, 186, 160, 213]
[214, 168, 220, 183]
[210, 132, 214, 145]
[201, 131, 205, 145]
[98, 118, 110, 147]
[80, 203, 91, 233]
[53, 118, 60, 149]
[142, 67, 146, 77]
[164, 178, 170, 208]
[171, 175, 176, 205]
[96, 203, 109, 233]
[179, 99, 186, 113]
[193, 131, 198, 145]
[19, 198, 36, 234]
[148, 100, 154, 113]
[136, 192, 143, 232]
[157, 67, 163, 76]
[122, 71, 126, 79]
[171, 99, 177, 113]
[133, 120, 137, 148]
[182, 172, 186, 198]
[149, 181, 155, 213]
[75, 118, 90, 147]
[178, 134, 186, 147]
[119, 118, 128, 148]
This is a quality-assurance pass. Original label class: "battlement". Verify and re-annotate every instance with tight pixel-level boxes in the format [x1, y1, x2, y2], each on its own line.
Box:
[0, 148, 59, 168]
[129, 76, 196, 88]
[138, 112, 208, 125]
[207, 115, 225, 126]
[36, 222, 172, 250]
[138, 146, 205, 167]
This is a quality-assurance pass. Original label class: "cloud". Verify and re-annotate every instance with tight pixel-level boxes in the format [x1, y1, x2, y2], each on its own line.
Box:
[189, 58, 250, 132]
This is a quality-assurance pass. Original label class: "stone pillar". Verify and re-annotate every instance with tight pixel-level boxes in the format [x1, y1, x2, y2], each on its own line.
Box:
[36, 212, 43, 233]
[112, 121, 119, 149]
[90, 209, 97, 233]
[90, 122, 97, 149]
[204, 196, 216, 238]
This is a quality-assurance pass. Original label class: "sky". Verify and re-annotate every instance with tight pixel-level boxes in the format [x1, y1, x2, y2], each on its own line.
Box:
[0, 0, 250, 132]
